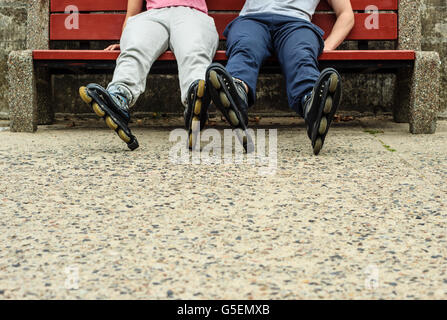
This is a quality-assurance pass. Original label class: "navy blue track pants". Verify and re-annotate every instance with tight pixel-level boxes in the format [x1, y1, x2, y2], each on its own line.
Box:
[224, 13, 325, 115]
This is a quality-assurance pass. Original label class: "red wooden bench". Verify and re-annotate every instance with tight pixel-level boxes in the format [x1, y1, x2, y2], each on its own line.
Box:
[7, 0, 441, 134]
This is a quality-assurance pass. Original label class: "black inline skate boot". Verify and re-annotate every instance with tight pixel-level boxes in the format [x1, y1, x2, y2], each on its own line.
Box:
[205, 63, 254, 153]
[79, 84, 139, 151]
[303, 68, 342, 156]
[184, 79, 211, 150]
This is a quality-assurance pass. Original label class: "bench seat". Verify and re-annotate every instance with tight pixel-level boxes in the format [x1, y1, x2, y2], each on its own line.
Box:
[32, 50, 416, 76]
[33, 50, 416, 62]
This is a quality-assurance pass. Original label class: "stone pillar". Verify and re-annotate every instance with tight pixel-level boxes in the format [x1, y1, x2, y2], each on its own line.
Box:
[395, 0, 441, 132]
[28, 0, 52, 125]
[408, 51, 441, 134]
[421, 0, 447, 117]
[0, 0, 27, 118]
[8, 0, 52, 130]
[7, 50, 37, 132]
[394, 0, 422, 123]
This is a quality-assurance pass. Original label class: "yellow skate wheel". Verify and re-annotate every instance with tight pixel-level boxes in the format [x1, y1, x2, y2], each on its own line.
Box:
[329, 73, 339, 93]
[92, 103, 105, 117]
[197, 80, 206, 98]
[323, 96, 333, 114]
[105, 116, 118, 131]
[209, 71, 221, 89]
[79, 86, 92, 104]
[220, 92, 230, 108]
[118, 129, 131, 143]
[313, 138, 323, 155]
[319, 117, 327, 135]
[189, 133, 193, 149]
[194, 99, 202, 115]
[228, 110, 239, 126]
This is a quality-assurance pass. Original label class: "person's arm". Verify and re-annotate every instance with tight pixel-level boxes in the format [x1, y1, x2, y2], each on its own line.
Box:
[323, 0, 355, 51]
[105, 0, 144, 51]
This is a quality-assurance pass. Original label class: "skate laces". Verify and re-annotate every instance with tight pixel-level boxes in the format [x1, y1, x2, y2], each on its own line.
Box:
[109, 93, 128, 111]
[108, 85, 132, 110]
[115, 93, 128, 106]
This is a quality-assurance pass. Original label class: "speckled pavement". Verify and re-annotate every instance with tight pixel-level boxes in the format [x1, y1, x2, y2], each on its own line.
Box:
[0, 117, 446, 300]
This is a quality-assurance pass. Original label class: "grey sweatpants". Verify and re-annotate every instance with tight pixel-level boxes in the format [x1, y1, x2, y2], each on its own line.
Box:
[108, 6, 219, 107]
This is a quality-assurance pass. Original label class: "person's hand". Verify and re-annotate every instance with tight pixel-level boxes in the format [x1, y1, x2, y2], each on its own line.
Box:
[105, 44, 120, 51]
[323, 43, 335, 52]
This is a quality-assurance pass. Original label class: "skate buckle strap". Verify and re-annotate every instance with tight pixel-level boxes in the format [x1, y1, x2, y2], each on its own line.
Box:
[303, 94, 312, 118]
[232, 78, 249, 103]
[232, 78, 246, 91]
[232, 78, 244, 86]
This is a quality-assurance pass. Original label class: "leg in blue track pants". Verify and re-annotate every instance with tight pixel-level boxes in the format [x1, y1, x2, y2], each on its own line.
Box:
[224, 14, 274, 106]
[224, 13, 324, 114]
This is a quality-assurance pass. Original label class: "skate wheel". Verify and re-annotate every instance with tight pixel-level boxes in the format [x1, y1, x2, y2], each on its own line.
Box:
[191, 117, 200, 133]
[197, 80, 206, 98]
[313, 137, 323, 155]
[79, 86, 92, 104]
[323, 96, 333, 114]
[118, 129, 131, 143]
[220, 91, 230, 108]
[318, 117, 327, 135]
[189, 133, 193, 149]
[228, 110, 239, 126]
[209, 70, 221, 90]
[194, 99, 202, 115]
[92, 102, 105, 117]
[328, 73, 339, 93]
[105, 116, 118, 131]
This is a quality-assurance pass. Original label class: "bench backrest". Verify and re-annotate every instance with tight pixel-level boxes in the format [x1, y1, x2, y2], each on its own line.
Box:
[49, 0, 399, 42]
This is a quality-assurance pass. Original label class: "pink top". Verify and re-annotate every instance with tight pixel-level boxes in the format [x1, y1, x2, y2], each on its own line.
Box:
[146, 0, 208, 14]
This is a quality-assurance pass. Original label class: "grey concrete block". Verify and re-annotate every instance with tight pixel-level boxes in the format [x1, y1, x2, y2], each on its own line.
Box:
[409, 51, 441, 134]
[421, 0, 447, 114]
[7, 50, 37, 132]
[0, 2, 27, 115]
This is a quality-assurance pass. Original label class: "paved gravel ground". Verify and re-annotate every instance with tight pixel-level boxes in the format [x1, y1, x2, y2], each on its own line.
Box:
[0, 117, 446, 299]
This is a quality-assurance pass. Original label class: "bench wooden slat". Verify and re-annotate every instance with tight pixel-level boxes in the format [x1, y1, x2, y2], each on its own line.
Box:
[50, 13, 397, 41]
[33, 50, 416, 61]
[51, 0, 398, 12]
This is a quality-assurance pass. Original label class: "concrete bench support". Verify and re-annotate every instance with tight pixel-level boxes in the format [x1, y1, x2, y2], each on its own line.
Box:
[394, 0, 441, 133]
[7, 50, 37, 132]
[408, 51, 441, 134]
[8, 0, 51, 132]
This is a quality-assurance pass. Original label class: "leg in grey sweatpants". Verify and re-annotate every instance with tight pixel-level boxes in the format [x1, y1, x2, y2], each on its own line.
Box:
[108, 7, 219, 107]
